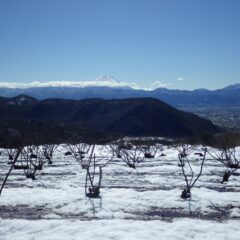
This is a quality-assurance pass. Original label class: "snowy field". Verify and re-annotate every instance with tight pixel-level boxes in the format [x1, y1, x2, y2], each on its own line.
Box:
[1, 145, 240, 240]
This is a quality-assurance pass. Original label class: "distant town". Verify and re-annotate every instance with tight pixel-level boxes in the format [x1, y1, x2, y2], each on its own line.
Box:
[180, 105, 240, 129]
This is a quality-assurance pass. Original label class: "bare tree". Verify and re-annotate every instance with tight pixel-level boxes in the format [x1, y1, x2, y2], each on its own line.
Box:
[175, 143, 207, 199]
[174, 143, 195, 167]
[68, 144, 114, 198]
[142, 144, 158, 158]
[43, 144, 58, 164]
[19, 145, 49, 179]
[108, 142, 123, 158]
[120, 145, 145, 169]
[6, 148, 17, 164]
[68, 143, 91, 169]
[208, 132, 240, 183]
[84, 145, 102, 198]
[84, 144, 115, 198]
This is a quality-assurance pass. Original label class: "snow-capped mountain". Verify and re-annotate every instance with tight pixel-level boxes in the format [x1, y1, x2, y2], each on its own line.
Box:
[95, 75, 121, 84]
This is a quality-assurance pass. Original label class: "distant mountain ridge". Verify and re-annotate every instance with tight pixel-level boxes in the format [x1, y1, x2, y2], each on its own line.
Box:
[0, 95, 220, 139]
[0, 83, 239, 106]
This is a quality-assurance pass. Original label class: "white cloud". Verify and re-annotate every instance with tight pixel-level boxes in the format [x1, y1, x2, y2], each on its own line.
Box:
[0, 76, 169, 91]
[177, 77, 184, 81]
[0, 80, 129, 89]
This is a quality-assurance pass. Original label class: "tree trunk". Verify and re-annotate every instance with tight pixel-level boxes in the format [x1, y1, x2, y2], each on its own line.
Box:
[0, 148, 22, 196]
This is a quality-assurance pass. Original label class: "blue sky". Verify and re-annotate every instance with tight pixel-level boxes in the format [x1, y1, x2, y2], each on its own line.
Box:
[0, 0, 240, 90]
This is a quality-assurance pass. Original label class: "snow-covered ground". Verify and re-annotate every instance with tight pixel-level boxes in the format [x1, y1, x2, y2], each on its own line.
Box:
[0, 145, 240, 240]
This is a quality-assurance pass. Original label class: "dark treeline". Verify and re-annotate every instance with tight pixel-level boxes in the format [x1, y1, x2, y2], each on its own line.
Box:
[0, 121, 115, 148]
[0, 96, 220, 141]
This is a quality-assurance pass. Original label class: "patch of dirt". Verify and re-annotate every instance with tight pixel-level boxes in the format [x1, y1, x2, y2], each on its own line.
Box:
[0, 205, 50, 219]
[131, 207, 230, 222]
